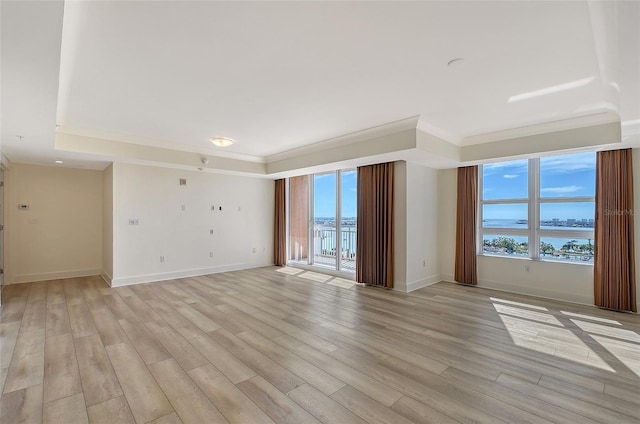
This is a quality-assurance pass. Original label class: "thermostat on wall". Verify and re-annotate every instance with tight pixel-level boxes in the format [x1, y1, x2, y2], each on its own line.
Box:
[18, 204, 30, 210]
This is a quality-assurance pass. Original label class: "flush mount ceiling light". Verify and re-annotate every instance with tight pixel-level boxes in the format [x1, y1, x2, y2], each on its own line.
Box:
[54, 160, 64, 164]
[209, 137, 235, 147]
[508, 76, 595, 103]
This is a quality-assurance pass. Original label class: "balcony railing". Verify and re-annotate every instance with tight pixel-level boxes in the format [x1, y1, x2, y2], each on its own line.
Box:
[313, 225, 356, 271]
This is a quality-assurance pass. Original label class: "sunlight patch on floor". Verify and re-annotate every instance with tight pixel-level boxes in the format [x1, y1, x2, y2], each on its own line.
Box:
[490, 297, 549, 311]
[590, 334, 640, 377]
[495, 304, 615, 372]
[493, 303, 563, 326]
[275, 267, 305, 275]
[328, 278, 355, 289]
[297, 271, 333, 283]
[561, 311, 621, 326]
[571, 319, 640, 343]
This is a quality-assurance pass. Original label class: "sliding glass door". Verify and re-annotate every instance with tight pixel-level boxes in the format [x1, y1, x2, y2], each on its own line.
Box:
[313, 172, 337, 269]
[288, 169, 356, 273]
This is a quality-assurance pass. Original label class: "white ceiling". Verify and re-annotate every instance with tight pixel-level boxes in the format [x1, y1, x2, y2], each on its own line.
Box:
[1, 1, 639, 173]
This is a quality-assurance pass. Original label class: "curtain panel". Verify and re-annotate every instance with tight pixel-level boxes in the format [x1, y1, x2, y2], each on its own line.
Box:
[274, 178, 287, 266]
[356, 162, 394, 288]
[455, 165, 478, 285]
[594, 149, 637, 312]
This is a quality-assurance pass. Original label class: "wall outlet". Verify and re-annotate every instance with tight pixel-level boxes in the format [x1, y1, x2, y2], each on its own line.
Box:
[181, 204, 186, 211]
[209, 252, 214, 258]
[129, 219, 139, 226]
[211, 205, 215, 211]
[160, 256, 166, 263]
[210, 229, 214, 235]
[237, 206, 241, 212]
[252, 247, 256, 253]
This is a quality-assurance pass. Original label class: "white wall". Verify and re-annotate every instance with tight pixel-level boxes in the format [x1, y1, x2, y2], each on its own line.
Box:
[393, 161, 407, 288]
[393, 161, 441, 292]
[404, 162, 440, 290]
[102, 164, 113, 282]
[111, 163, 274, 286]
[7, 164, 103, 283]
[438, 152, 640, 307]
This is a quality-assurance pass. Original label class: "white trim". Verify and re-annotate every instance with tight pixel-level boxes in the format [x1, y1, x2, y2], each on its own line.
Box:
[10, 268, 102, 284]
[439, 275, 594, 306]
[402, 274, 441, 293]
[109, 262, 272, 287]
[101, 272, 113, 285]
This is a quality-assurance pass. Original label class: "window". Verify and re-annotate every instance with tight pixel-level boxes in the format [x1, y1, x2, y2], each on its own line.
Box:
[480, 152, 595, 263]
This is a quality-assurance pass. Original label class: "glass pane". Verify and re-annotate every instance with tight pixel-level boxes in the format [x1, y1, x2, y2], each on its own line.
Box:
[340, 170, 357, 272]
[540, 202, 595, 230]
[540, 237, 594, 263]
[483, 235, 529, 257]
[482, 204, 528, 228]
[288, 175, 309, 263]
[313, 173, 336, 269]
[540, 152, 595, 197]
[482, 159, 528, 200]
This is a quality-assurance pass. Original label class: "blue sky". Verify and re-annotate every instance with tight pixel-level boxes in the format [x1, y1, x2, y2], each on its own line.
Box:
[314, 170, 357, 217]
[483, 152, 595, 220]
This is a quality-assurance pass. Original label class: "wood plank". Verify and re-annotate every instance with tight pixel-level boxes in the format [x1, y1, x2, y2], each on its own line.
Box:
[43, 333, 82, 404]
[237, 330, 345, 396]
[105, 342, 173, 424]
[0, 321, 21, 369]
[288, 383, 368, 424]
[177, 325, 256, 384]
[237, 375, 322, 424]
[188, 364, 275, 424]
[145, 320, 208, 371]
[209, 328, 305, 393]
[86, 298, 128, 347]
[273, 335, 402, 408]
[0, 383, 43, 423]
[75, 334, 123, 406]
[46, 303, 71, 338]
[68, 302, 98, 339]
[43, 392, 89, 424]
[118, 318, 170, 364]
[148, 358, 229, 424]
[330, 385, 415, 424]
[87, 396, 136, 424]
[391, 395, 461, 424]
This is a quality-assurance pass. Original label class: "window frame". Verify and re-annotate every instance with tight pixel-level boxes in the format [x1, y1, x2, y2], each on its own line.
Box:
[478, 155, 595, 263]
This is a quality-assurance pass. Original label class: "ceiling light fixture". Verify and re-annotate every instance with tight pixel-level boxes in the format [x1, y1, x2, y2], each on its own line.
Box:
[508, 77, 595, 103]
[209, 137, 235, 147]
[54, 160, 64, 164]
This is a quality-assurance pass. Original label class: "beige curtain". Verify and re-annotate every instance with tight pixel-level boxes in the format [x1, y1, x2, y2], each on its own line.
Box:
[455, 166, 478, 285]
[356, 162, 394, 288]
[274, 179, 286, 266]
[594, 149, 636, 312]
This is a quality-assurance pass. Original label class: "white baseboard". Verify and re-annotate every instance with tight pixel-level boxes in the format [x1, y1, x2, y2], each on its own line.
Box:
[11, 268, 102, 284]
[101, 272, 113, 286]
[109, 262, 271, 287]
[439, 274, 593, 306]
[394, 274, 441, 293]
[406, 274, 441, 292]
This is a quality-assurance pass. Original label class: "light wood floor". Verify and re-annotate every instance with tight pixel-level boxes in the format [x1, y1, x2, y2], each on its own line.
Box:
[1, 267, 639, 424]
